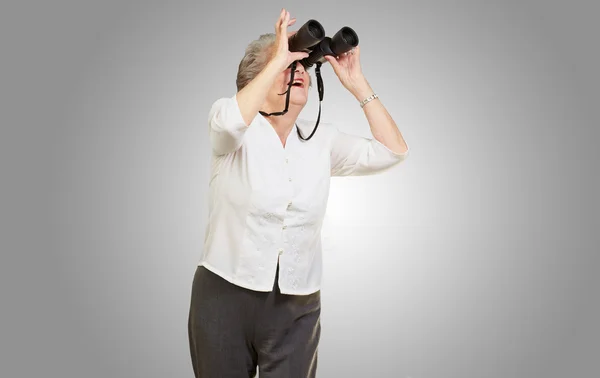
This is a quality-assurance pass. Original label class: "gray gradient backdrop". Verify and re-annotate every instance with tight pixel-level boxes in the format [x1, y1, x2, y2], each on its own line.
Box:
[2, 0, 599, 377]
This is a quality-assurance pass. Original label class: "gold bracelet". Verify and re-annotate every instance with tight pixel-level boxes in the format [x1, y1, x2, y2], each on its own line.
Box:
[359, 93, 378, 108]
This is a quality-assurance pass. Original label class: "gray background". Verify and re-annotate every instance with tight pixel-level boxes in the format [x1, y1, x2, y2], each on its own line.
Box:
[2, 0, 598, 377]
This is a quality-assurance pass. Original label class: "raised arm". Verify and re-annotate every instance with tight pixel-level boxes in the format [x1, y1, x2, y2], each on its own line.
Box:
[209, 9, 309, 156]
[324, 45, 409, 156]
[324, 45, 410, 176]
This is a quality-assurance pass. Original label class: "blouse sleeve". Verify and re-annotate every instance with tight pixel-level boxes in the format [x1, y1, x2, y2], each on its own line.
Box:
[330, 125, 409, 176]
[208, 94, 251, 156]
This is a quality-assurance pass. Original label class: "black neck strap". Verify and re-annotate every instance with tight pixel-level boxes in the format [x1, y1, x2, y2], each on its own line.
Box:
[258, 61, 324, 141]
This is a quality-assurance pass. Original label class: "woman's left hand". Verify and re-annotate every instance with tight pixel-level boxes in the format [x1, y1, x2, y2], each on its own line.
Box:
[323, 45, 370, 97]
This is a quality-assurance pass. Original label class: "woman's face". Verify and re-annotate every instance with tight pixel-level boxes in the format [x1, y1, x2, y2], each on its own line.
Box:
[268, 61, 310, 108]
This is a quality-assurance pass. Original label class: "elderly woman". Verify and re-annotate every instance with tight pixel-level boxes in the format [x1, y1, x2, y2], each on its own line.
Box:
[188, 8, 409, 378]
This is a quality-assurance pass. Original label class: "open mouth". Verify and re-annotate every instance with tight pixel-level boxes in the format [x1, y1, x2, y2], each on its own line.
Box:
[290, 79, 304, 88]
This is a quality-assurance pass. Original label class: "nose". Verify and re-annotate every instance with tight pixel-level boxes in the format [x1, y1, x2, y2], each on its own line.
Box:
[294, 62, 305, 74]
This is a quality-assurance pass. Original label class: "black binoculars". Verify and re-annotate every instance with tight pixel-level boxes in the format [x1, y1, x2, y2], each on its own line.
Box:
[287, 19, 359, 68]
[259, 19, 359, 140]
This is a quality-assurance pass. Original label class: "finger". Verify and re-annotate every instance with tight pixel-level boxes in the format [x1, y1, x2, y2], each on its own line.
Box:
[275, 9, 284, 30]
[324, 56, 337, 71]
[324, 55, 339, 69]
[292, 51, 310, 61]
[281, 10, 290, 31]
[278, 8, 285, 23]
[288, 17, 296, 26]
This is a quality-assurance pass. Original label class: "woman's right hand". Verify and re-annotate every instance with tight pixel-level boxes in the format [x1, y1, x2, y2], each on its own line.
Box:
[270, 9, 310, 71]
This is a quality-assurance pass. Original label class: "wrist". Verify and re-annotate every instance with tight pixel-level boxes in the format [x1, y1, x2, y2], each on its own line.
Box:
[349, 77, 373, 101]
[265, 58, 286, 74]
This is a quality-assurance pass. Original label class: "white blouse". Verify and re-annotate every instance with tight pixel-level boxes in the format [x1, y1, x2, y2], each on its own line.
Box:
[197, 94, 409, 295]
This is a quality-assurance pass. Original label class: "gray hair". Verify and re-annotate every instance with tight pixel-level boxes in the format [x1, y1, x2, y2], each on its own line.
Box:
[236, 33, 312, 91]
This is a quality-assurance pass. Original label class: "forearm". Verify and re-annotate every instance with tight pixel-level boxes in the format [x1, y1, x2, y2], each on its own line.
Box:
[236, 59, 284, 125]
[349, 78, 409, 155]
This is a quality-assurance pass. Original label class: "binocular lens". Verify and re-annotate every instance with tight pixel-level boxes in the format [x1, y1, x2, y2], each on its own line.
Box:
[340, 27, 358, 45]
[288, 19, 326, 52]
[307, 22, 324, 38]
[330, 26, 359, 56]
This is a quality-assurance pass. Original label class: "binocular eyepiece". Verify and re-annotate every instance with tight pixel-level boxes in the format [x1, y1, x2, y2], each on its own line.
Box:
[287, 19, 359, 68]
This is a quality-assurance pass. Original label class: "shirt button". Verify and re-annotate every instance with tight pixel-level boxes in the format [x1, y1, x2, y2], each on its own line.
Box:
[285, 158, 289, 163]
[287, 201, 292, 207]
[288, 177, 292, 182]
[282, 225, 287, 230]
[278, 248, 284, 255]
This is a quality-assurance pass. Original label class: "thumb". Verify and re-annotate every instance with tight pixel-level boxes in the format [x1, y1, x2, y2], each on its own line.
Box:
[292, 51, 310, 60]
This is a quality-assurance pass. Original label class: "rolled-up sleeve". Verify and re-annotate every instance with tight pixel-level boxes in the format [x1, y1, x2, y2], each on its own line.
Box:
[330, 126, 410, 176]
[208, 94, 250, 155]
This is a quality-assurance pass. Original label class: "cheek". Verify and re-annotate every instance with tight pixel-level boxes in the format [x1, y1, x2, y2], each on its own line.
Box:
[278, 76, 288, 88]
[270, 77, 287, 96]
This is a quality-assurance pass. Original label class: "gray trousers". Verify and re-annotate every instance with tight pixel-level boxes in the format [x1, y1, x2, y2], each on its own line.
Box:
[187, 262, 321, 377]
